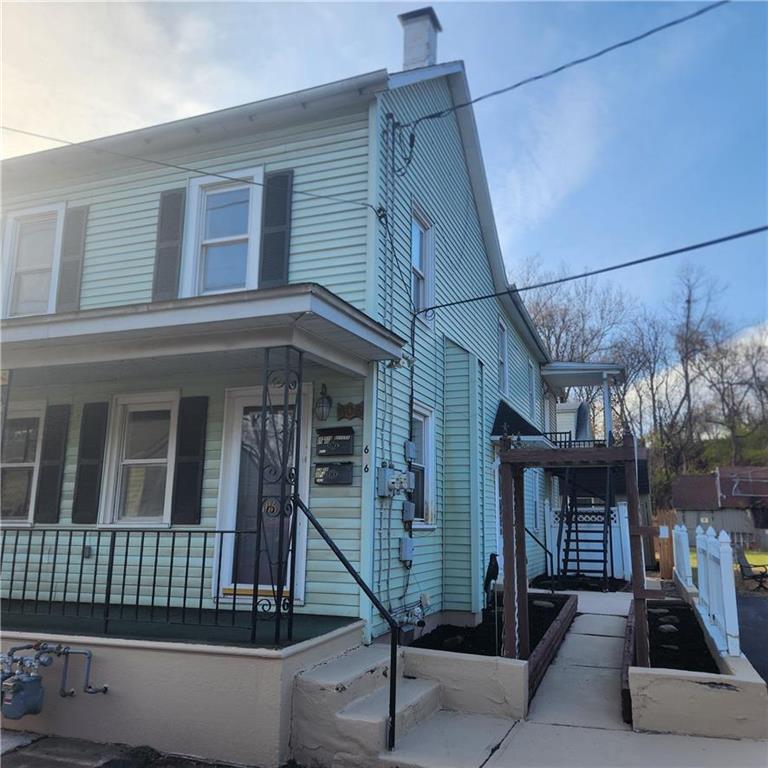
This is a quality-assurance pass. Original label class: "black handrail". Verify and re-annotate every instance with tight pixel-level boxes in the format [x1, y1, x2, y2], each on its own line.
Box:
[293, 495, 399, 751]
[525, 527, 556, 594]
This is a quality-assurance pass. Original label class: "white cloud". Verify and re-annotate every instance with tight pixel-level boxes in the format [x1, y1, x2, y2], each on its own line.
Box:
[493, 74, 607, 252]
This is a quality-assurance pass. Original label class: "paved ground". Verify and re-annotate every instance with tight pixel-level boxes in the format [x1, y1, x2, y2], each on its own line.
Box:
[487, 590, 767, 768]
[737, 594, 768, 683]
[0, 733, 231, 767]
[4, 589, 766, 768]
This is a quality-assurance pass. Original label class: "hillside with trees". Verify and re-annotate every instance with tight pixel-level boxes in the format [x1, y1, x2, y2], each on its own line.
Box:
[518, 260, 767, 506]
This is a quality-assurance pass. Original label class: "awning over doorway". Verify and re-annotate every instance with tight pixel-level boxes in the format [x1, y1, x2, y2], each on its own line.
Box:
[491, 400, 541, 438]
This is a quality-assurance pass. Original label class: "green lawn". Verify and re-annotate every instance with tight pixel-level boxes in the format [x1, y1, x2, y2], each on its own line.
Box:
[689, 550, 768, 569]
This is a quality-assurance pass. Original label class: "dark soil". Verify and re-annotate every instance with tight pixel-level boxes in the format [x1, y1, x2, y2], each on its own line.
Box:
[647, 599, 720, 673]
[529, 573, 629, 593]
[410, 594, 570, 657]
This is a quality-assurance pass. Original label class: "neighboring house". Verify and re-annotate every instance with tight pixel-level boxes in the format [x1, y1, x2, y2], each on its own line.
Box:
[0, 8, 572, 647]
[672, 466, 768, 550]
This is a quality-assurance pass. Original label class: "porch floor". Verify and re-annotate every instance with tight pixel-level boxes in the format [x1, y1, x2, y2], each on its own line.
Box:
[1, 601, 355, 648]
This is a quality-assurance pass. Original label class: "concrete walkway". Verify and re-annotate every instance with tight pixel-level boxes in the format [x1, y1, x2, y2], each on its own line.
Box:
[487, 591, 767, 768]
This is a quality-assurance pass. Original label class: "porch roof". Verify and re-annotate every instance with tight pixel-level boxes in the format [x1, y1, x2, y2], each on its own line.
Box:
[541, 362, 625, 389]
[1, 283, 405, 379]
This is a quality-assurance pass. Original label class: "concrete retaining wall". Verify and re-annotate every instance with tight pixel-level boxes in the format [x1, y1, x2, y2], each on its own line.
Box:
[629, 654, 768, 740]
[403, 647, 528, 719]
[2, 622, 364, 767]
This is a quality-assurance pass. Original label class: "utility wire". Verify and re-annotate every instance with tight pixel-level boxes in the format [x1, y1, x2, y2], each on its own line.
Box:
[414, 224, 768, 321]
[1, 125, 378, 214]
[401, 1, 730, 133]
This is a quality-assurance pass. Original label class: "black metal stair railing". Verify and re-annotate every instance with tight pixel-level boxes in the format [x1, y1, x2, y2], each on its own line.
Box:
[293, 494, 400, 751]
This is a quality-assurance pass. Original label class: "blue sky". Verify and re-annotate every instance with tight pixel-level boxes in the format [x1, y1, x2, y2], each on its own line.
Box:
[3, 1, 766, 330]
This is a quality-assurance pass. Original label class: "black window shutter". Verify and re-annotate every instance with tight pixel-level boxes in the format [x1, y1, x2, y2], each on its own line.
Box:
[56, 206, 89, 313]
[172, 396, 208, 525]
[34, 404, 71, 523]
[71, 402, 109, 524]
[258, 170, 293, 288]
[152, 188, 186, 301]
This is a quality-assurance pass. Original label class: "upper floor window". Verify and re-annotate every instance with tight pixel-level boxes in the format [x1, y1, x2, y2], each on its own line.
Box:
[180, 170, 264, 298]
[498, 321, 509, 395]
[2, 205, 64, 318]
[0, 402, 45, 522]
[410, 207, 433, 316]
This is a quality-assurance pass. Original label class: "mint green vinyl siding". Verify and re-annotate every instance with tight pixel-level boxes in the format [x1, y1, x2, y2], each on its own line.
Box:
[371, 77, 547, 630]
[442, 340, 473, 611]
[3, 110, 371, 311]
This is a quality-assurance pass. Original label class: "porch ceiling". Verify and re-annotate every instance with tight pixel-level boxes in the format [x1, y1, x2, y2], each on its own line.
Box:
[541, 362, 624, 389]
[1, 283, 405, 379]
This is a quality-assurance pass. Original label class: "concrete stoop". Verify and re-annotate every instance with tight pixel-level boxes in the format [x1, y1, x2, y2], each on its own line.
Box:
[290, 645, 517, 768]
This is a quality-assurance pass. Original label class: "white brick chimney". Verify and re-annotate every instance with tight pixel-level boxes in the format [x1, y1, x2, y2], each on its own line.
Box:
[398, 7, 442, 70]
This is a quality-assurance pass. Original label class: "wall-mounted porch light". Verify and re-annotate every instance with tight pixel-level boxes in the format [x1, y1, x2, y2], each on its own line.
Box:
[314, 384, 333, 421]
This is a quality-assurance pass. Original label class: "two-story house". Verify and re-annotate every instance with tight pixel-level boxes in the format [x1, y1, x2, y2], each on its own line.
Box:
[1, 9, 576, 765]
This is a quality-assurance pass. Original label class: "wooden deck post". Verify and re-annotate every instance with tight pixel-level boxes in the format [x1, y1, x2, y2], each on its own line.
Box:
[499, 460, 518, 658]
[625, 453, 650, 667]
[513, 466, 530, 659]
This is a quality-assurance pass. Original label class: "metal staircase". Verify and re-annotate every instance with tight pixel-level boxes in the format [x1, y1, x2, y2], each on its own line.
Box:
[557, 469, 615, 589]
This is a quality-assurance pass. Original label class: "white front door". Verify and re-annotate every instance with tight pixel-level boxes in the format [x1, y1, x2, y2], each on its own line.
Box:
[217, 386, 312, 602]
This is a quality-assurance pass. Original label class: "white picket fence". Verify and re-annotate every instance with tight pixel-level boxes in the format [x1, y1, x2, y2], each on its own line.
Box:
[672, 524, 740, 656]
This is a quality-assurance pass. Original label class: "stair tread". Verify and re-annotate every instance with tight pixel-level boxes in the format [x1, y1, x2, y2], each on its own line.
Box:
[338, 677, 439, 723]
[302, 644, 393, 687]
[378, 710, 516, 768]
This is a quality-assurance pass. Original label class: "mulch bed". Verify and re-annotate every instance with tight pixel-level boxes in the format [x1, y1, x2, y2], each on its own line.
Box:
[529, 573, 629, 593]
[410, 594, 571, 657]
[647, 599, 719, 674]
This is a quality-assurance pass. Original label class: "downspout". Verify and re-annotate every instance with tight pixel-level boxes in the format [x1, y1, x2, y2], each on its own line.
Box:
[603, 372, 613, 446]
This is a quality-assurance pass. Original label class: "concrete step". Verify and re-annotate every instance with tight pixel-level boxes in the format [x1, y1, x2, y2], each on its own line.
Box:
[377, 710, 516, 768]
[291, 643, 405, 768]
[336, 677, 441, 755]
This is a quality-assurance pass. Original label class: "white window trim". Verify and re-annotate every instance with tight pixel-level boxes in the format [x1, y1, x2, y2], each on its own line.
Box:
[179, 168, 264, 298]
[99, 390, 180, 527]
[2, 203, 66, 319]
[528, 360, 536, 420]
[411, 203, 434, 326]
[0, 400, 47, 525]
[411, 403, 436, 528]
[498, 320, 509, 395]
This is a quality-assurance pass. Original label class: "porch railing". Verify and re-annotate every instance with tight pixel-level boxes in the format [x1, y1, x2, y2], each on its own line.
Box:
[1, 527, 298, 641]
[542, 432, 607, 449]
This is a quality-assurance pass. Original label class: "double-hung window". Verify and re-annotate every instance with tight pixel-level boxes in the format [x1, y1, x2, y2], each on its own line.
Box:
[410, 406, 434, 524]
[103, 392, 179, 524]
[498, 321, 509, 395]
[3, 205, 64, 317]
[181, 169, 263, 297]
[1, 403, 46, 522]
[410, 207, 433, 316]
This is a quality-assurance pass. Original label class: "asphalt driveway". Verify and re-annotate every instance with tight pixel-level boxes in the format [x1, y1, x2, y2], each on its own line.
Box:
[737, 594, 768, 683]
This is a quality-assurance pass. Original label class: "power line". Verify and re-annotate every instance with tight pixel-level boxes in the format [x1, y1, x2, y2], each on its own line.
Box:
[399, 0, 730, 146]
[1, 125, 378, 214]
[414, 224, 768, 321]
